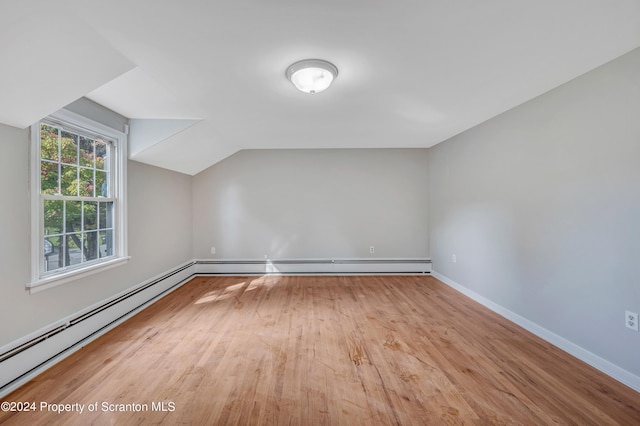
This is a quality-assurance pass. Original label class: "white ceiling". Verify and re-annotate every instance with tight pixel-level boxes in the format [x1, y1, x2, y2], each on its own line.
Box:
[2, 1, 639, 175]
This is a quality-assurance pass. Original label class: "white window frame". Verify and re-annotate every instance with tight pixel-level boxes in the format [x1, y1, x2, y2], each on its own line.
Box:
[29, 109, 129, 293]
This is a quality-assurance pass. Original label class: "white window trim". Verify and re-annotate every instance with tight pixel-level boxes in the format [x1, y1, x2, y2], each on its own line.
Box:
[29, 108, 129, 293]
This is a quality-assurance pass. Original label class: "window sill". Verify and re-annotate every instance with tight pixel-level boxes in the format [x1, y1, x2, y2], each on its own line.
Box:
[28, 256, 131, 294]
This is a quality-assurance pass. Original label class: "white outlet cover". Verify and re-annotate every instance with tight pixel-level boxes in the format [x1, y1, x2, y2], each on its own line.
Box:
[625, 311, 639, 332]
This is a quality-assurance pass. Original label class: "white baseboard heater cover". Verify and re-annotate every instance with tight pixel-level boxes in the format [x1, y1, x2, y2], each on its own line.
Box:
[194, 258, 432, 275]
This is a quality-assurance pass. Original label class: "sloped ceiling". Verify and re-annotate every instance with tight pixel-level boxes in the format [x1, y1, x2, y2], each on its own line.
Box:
[0, 1, 134, 128]
[2, 0, 639, 175]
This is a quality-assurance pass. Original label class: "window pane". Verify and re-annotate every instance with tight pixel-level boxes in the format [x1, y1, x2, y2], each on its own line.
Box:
[41, 161, 59, 195]
[44, 200, 64, 235]
[95, 170, 108, 197]
[98, 202, 106, 229]
[79, 168, 95, 197]
[99, 230, 113, 258]
[60, 165, 79, 196]
[66, 233, 83, 266]
[85, 231, 99, 261]
[45, 235, 63, 272]
[60, 131, 78, 165]
[84, 201, 97, 230]
[99, 201, 114, 229]
[40, 124, 59, 161]
[65, 201, 82, 233]
[95, 141, 107, 170]
[80, 136, 95, 167]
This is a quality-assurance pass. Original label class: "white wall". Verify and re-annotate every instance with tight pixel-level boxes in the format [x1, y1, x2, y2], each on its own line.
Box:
[428, 48, 640, 377]
[192, 149, 429, 260]
[0, 101, 193, 348]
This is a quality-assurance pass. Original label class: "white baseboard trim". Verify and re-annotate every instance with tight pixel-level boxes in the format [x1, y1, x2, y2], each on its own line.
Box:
[194, 258, 432, 275]
[0, 261, 195, 398]
[431, 270, 640, 393]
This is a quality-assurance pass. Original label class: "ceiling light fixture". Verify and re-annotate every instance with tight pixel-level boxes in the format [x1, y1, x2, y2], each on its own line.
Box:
[286, 59, 338, 94]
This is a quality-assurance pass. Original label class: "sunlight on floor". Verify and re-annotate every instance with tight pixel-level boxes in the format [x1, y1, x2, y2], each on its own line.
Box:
[194, 282, 246, 305]
[193, 276, 284, 305]
[246, 275, 281, 292]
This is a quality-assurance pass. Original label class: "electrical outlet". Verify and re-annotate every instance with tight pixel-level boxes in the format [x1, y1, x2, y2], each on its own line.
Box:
[452, 254, 457, 263]
[210, 247, 216, 255]
[370, 246, 375, 254]
[625, 311, 639, 331]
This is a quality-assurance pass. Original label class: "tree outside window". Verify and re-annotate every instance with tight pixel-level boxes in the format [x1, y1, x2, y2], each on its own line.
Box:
[39, 122, 115, 274]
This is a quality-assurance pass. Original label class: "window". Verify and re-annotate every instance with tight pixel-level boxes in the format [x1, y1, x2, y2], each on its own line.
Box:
[30, 109, 128, 292]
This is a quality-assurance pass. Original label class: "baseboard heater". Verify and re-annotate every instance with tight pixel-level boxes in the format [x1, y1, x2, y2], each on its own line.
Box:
[194, 258, 432, 275]
[0, 261, 195, 396]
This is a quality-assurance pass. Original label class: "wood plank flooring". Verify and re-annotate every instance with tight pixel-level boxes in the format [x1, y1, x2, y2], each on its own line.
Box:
[1, 275, 639, 425]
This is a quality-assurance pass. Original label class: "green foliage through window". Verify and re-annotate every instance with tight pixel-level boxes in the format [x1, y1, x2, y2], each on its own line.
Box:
[40, 122, 115, 273]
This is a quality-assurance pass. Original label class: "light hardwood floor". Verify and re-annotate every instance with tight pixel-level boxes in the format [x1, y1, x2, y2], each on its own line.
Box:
[1, 275, 639, 425]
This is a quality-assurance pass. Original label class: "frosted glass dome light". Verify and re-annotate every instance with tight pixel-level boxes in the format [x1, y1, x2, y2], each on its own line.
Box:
[286, 59, 338, 94]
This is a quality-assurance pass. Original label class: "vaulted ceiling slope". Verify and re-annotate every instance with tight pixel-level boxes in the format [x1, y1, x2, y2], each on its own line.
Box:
[2, 1, 639, 175]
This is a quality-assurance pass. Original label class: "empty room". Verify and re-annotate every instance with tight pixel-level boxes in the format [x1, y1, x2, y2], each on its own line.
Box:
[1, 1, 640, 424]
